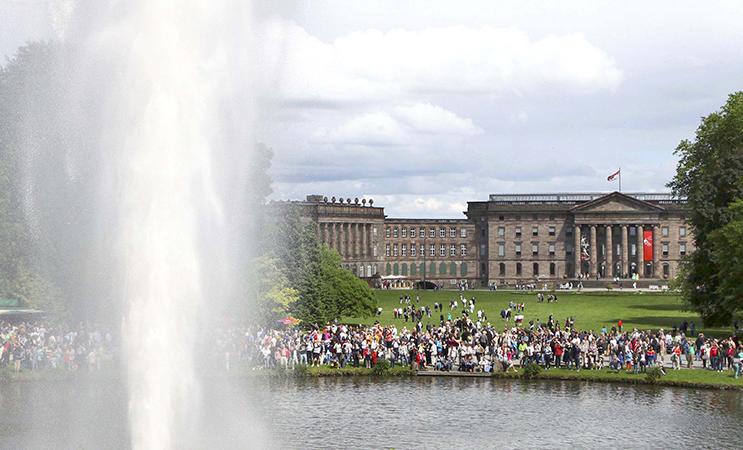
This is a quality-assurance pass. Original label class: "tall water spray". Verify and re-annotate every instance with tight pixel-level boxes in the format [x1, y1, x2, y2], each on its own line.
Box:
[59, 1, 258, 448]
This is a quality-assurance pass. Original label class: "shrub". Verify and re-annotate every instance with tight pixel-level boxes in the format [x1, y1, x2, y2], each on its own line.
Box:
[522, 362, 543, 379]
[645, 366, 664, 384]
[372, 359, 391, 376]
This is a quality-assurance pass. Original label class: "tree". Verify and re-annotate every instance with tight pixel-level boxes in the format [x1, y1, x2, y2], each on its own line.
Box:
[251, 255, 299, 324]
[708, 200, 743, 322]
[668, 92, 743, 324]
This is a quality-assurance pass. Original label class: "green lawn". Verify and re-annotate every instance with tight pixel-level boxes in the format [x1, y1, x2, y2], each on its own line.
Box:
[344, 289, 735, 337]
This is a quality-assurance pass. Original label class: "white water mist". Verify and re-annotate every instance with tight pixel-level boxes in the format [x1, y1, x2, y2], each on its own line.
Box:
[56, 1, 258, 448]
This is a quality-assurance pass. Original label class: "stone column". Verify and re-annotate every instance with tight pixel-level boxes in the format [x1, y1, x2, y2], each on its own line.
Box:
[605, 224, 613, 278]
[328, 223, 335, 251]
[367, 224, 374, 257]
[653, 224, 661, 278]
[621, 225, 629, 277]
[361, 223, 367, 257]
[320, 222, 330, 246]
[574, 225, 581, 277]
[636, 225, 644, 278]
[338, 223, 346, 258]
[590, 225, 597, 277]
[354, 223, 361, 259]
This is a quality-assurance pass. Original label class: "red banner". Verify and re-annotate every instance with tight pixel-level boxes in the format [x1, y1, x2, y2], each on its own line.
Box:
[643, 230, 653, 262]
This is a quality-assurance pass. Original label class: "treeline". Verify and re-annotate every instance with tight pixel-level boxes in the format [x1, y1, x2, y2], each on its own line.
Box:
[251, 209, 376, 326]
[669, 92, 743, 325]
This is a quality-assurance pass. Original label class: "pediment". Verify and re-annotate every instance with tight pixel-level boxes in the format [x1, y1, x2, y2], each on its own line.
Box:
[571, 192, 664, 213]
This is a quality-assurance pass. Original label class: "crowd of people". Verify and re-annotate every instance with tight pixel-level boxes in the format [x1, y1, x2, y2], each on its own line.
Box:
[237, 295, 743, 380]
[3, 298, 742, 382]
[0, 321, 115, 372]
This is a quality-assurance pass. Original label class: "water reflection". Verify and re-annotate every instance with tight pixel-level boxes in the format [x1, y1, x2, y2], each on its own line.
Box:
[1, 377, 742, 449]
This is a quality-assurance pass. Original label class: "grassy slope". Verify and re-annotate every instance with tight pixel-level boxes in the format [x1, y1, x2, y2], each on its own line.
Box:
[343, 289, 734, 337]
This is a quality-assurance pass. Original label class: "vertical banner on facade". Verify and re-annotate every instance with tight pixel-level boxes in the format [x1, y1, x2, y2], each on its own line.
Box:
[643, 230, 653, 262]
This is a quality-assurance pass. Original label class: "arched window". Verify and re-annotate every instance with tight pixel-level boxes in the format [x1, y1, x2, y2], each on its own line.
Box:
[358, 265, 364, 277]
[367, 265, 373, 276]
[449, 262, 457, 276]
[385, 263, 391, 275]
[411, 264, 417, 276]
[549, 263, 556, 276]
[393, 263, 399, 275]
[419, 263, 425, 275]
[460, 262, 468, 276]
[430, 262, 436, 275]
[439, 262, 447, 275]
[516, 263, 522, 276]
[401, 263, 408, 276]
[499, 263, 506, 276]
[533, 263, 539, 276]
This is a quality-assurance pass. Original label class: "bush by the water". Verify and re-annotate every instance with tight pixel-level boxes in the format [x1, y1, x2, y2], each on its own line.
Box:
[372, 359, 391, 375]
[522, 363, 543, 379]
[645, 366, 664, 384]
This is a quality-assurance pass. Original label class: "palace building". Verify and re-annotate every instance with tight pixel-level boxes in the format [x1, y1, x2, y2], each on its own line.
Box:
[273, 191, 691, 288]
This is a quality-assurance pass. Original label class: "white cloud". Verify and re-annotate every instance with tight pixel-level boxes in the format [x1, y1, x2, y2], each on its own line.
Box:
[260, 20, 623, 106]
[392, 103, 482, 136]
[312, 111, 405, 146]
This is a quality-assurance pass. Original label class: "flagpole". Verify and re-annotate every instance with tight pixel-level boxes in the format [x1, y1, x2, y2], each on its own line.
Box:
[619, 167, 622, 193]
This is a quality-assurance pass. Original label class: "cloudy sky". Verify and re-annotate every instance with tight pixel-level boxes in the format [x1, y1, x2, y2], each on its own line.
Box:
[3, 0, 743, 217]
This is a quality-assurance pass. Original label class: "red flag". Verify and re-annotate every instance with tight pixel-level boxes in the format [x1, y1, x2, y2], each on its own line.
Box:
[643, 230, 653, 262]
[607, 169, 620, 181]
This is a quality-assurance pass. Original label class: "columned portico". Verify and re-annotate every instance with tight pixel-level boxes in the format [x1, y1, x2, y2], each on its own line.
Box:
[621, 225, 629, 276]
[589, 225, 597, 277]
[605, 224, 613, 278]
[636, 224, 643, 278]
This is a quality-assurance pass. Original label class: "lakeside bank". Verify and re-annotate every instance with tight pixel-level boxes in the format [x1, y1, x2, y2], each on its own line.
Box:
[3, 364, 742, 391]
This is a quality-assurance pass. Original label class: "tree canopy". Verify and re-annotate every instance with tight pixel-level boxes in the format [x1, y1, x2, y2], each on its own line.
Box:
[668, 91, 743, 325]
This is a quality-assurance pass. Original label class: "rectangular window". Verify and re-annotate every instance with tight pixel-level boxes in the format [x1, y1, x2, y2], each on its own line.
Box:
[515, 227, 522, 238]
[630, 227, 637, 236]
[450, 244, 456, 256]
[440, 244, 446, 256]
[566, 243, 573, 255]
[460, 228, 467, 238]
[460, 244, 467, 256]
[499, 215, 505, 221]
[662, 226, 669, 237]
[419, 244, 424, 256]
[631, 243, 637, 257]
[393, 244, 398, 257]
[679, 226, 687, 237]
[532, 243, 539, 256]
[410, 228, 417, 238]
[515, 243, 522, 256]
[548, 226, 556, 236]
[450, 227, 456, 238]
[680, 243, 687, 256]
[549, 243, 555, 256]
[566, 226, 573, 236]
[401, 244, 407, 257]
[430, 244, 435, 257]
[498, 242, 505, 257]
[480, 244, 486, 256]
[393, 227, 398, 238]
[550, 263, 556, 276]
[439, 228, 446, 238]
[516, 263, 522, 276]
[499, 264, 506, 276]
[385, 228, 391, 238]
[498, 226, 505, 237]
[662, 243, 669, 257]
[429, 228, 435, 238]
[411, 244, 417, 257]
[532, 226, 539, 237]
[385, 244, 391, 257]
[373, 245, 377, 257]
[420, 227, 425, 238]
[401, 227, 407, 238]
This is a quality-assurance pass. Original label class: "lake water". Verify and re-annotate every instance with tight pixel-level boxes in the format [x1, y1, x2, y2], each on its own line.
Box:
[1, 376, 742, 449]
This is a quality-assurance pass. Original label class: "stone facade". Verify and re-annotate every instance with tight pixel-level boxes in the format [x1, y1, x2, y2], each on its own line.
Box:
[274, 192, 692, 287]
